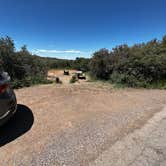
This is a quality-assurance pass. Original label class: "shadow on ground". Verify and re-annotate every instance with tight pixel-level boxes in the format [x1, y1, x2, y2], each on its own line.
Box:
[0, 104, 34, 147]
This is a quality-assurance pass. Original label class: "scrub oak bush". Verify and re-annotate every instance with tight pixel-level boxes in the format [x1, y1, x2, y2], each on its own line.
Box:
[90, 37, 166, 88]
[70, 75, 78, 83]
[0, 36, 50, 88]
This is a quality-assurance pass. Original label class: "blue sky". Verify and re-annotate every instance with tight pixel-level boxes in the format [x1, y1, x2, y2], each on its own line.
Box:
[0, 0, 166, 59]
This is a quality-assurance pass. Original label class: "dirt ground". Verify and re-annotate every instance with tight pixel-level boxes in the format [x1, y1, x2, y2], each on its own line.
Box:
[0, 82, 166, 165]
[47, 69, 88, 84]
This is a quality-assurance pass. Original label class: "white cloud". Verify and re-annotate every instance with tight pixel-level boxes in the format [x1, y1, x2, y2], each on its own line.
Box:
[33, 49, 82, 54]
[31, 48, 92, 59]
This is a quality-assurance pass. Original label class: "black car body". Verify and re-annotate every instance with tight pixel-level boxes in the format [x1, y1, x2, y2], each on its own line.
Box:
[0, 72, 17, 126]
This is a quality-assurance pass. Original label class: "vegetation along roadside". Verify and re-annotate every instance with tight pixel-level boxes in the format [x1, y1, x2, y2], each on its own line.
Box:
[0, 35, 166, 89]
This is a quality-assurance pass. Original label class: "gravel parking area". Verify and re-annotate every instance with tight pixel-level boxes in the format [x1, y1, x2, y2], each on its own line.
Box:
[0, 83, 165, 166]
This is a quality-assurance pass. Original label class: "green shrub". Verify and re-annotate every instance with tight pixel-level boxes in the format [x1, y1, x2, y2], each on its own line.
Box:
[89, 49, 111, 79]
[0, 36, 51, 89]
[70, 75, 78, 83]
[110, 72, 149, 87]
[11, 76, 52, 89]
[90, 36, 166, 88]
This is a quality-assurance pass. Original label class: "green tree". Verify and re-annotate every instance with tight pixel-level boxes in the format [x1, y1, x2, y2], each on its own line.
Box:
[90, 49, 111, 79]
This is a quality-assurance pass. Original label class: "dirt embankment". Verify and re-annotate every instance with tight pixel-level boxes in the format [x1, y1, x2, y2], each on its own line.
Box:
[0, 83, 165, 165]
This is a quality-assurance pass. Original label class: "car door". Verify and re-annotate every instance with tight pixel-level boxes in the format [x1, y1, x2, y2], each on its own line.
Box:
[0, 72, 11, 118]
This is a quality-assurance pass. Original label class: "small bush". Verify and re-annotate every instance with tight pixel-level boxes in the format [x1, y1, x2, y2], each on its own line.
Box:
[70, 75, 78, 83]
[11, 76, 53, 89]
[110, 72, 149, 87]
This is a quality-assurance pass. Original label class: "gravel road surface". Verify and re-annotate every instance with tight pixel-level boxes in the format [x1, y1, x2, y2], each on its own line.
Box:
[90, 107, 166, 166]
[0, 83, 165, 166]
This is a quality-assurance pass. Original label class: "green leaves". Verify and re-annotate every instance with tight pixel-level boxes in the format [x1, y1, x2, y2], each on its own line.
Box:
[90, 37, 166, 88]
[0, 36, 49, 89]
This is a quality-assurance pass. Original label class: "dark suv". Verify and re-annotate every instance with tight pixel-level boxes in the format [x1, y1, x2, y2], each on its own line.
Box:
[0, 72, 17, 126]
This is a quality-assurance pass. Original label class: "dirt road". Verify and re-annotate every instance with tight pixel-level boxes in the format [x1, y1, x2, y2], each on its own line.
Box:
[0, 83, 165, 166]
